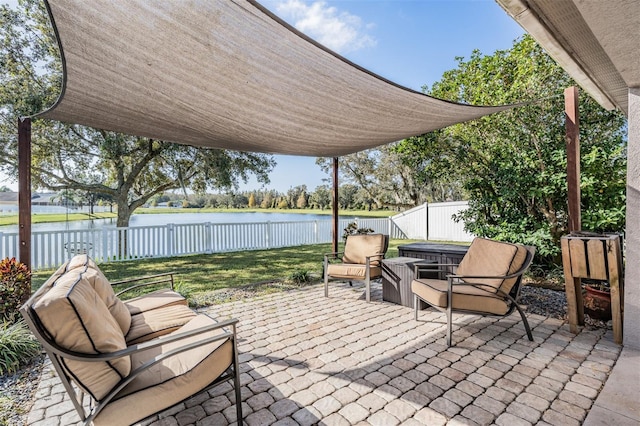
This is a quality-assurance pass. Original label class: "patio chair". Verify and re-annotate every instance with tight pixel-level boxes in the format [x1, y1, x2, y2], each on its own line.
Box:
[411, 237, 535, 346]
[324, 233, 389, 302]
[20, 256, 242, 425]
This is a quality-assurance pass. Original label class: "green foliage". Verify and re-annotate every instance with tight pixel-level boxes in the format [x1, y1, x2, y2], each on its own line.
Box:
[0, 257, 31, 319]
[342, 222, 374, 240]
[403, 35, 626, 266]
[286, 270, 311, 284]
[0, 317, 40, 375]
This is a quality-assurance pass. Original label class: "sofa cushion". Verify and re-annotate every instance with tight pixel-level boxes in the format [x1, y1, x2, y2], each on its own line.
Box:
[342, 234, 387, 266]
[63, 255, 132, 335]
[126, 304, 197, 345]
[124, 288, 188, 315]
[93, 314, 233, 426]
[456, 238, 527, 293]
[31, 270, 130, 401]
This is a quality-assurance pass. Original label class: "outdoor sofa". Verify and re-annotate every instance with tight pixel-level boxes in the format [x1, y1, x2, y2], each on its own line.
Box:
[20, 254, 242, 425]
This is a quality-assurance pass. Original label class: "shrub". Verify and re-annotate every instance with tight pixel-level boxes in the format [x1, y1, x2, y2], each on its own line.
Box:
[0, 257, 31, 319]
[0, 317, 41, 375]
[342, 222, 374, 240]
[287, 270, 311, 284]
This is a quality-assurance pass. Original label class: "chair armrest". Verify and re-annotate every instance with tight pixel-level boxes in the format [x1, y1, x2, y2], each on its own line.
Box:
[111, 272, 176, 296]
[413, 263, 458, 279]
[41, 316, 239, 363]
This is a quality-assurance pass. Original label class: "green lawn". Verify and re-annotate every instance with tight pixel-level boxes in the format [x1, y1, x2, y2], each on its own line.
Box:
[31, 239, 423, 304]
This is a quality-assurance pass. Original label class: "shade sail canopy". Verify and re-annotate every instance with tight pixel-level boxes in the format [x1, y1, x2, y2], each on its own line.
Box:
[497, 0, 639, 115]
[38, 0, 517, 157]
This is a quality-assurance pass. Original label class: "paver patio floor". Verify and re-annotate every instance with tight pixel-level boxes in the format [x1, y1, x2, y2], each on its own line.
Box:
[28, 281, 621, 425]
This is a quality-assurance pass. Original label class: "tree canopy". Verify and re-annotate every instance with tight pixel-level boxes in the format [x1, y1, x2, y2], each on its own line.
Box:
[400, 35, 627, 264]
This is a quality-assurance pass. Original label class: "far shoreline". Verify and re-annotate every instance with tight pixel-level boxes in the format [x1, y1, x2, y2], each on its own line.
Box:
[0, 207, 395, 226]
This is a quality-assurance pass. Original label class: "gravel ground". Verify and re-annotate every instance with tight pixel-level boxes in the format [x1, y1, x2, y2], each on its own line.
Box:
[0, 284, 610, 425]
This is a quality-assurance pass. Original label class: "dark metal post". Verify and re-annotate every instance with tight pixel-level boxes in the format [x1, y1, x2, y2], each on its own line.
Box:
[18, 117, 32, 269]
[332, 157, 339, 255]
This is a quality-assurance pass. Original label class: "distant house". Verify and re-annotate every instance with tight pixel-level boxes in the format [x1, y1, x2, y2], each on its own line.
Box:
[0, 192, 18, 205]
[0, 191, 60, 206]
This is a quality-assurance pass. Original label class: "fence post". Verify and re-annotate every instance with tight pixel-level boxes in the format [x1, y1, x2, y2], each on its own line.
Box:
[167, 223, 174, 256]
[100, 228, 106, 263]
[266, 221, 271, 249]
[205, 222, 212, 254]
[424, 202, 429, 241]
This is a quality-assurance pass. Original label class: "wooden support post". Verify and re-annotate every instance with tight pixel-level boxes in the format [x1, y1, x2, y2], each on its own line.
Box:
[561, 237, 585, 333]
[565, 86, 581, 232]
[607, 237, 624, 344]
[332, 157, 339, 255]
[563, 86, 583, 332]
[18, 117, 32, 270]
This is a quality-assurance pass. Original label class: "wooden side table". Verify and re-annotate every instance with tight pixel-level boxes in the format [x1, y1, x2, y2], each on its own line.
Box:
[382, 257, 437, 308]
[561, 233, 624, 344]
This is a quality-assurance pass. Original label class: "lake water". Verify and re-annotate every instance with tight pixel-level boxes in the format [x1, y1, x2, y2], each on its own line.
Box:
[0, 211, 355, 233]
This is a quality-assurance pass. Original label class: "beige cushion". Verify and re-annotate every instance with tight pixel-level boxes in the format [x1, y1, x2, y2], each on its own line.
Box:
[125, 288, 187, 315]
[66, 254, 99, 271]
[93, 314, 234, 426]
[411, 278, 510, 315]
[343, 234, 387, 266]
[62, 255, 132, 335]
[126, 304, 197, 345]
[456, 238, 527, 293]
[31, 270, 130, 401]
[326, 263, 382, 280]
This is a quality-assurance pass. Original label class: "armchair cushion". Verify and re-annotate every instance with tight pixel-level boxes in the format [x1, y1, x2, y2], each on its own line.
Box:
[63, 254, 132, 334]
[411, 278, 510, 315]
[31, 270, 131, 401]
[456, 238, 528, 294]
[342, 234, 387, 266]
[93, 314, 234, 426]
[126, 304, 197, 345]
[326, 263, 382, 280]
[125, 288, 188, 315]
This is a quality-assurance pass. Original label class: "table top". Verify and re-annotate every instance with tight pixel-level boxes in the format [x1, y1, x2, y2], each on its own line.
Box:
[398, 242, 469, 254]
[383, 256, 438, 265]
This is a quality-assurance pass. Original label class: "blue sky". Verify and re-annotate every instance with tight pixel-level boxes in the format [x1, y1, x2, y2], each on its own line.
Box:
[241, 0, 525, 193]
[1, 0, 525, 193]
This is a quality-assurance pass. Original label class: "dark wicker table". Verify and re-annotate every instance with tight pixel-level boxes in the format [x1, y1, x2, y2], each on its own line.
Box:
[398, 242, 469, 266]
[381, 257, 438, 308]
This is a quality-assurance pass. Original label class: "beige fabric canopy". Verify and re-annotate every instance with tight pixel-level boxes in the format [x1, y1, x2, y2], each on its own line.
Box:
[38, 0, 518, 157]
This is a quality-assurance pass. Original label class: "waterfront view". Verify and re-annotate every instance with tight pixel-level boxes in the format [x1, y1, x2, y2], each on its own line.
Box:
[0, 211, 356, 233]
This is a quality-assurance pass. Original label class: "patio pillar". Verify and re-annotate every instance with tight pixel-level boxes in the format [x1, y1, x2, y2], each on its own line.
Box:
[565, 86, 581, 232]
[332, 157, 339, 254]
[624, 87, 640, 349]
[18, 117, 32, 270]
[563, 86, 584, 331]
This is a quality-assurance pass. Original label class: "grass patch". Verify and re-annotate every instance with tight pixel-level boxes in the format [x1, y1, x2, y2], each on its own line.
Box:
[0, 318, 41, 375]
[32, 239, 422, 302]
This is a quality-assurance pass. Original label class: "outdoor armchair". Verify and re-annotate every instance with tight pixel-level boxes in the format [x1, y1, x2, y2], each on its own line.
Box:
[411, 238, 535, 347]
[20, 255, 242, 425]
[324, 233, 389, 302]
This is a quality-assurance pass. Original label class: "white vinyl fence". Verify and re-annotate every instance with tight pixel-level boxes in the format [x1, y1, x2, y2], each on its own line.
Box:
[0, 202, 472, 270]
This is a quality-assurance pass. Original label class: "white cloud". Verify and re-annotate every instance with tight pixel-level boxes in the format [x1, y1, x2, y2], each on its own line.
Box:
[274, 0, 376, 54]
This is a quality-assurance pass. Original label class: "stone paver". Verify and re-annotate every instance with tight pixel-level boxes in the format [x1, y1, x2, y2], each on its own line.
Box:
[25, 281, 622, 425]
